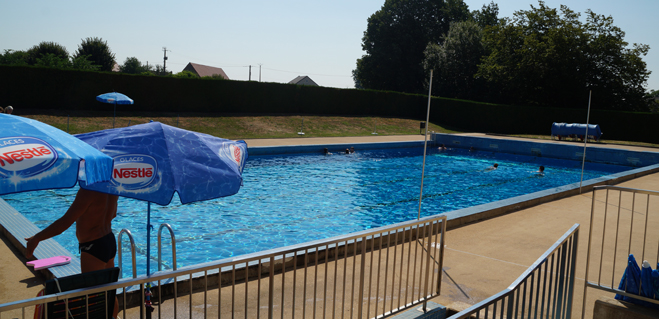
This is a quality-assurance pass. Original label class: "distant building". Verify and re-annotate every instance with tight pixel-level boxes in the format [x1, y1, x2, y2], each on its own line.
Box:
[182, 62, 229, 79]
[288, 76, 318, 86]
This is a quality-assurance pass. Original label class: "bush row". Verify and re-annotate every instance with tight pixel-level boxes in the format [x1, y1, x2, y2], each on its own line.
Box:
[1, 65, 656, 144]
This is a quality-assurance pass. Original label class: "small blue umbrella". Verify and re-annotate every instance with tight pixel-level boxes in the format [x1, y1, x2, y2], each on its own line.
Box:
[75, 121, 248, 275]
[96, 92, 134, 128]
[616, 254, 641, 301]
[0, 114, 113, 195]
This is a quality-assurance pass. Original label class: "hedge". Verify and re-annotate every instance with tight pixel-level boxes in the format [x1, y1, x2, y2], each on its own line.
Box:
[0, 65, 656, 144]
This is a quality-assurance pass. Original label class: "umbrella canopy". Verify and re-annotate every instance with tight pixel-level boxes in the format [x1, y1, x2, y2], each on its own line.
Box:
[96, 92, 134, 105]
[616, 254, 641, 299]
[75, 121, 248, 275]
[0, 114, 113, 195]
[96, 92, 134, 128]
[75, 121, 247, 204]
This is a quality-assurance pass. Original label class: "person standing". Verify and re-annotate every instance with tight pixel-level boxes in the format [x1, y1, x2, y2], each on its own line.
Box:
[25, 188, 119, 318]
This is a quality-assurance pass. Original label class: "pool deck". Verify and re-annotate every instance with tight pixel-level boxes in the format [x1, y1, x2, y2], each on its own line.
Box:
[2, 133, 659, 318]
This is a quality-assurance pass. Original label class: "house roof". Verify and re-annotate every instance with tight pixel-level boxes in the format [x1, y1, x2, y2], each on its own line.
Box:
[288, 75, 318, 86]
[183, 63, 229, 79]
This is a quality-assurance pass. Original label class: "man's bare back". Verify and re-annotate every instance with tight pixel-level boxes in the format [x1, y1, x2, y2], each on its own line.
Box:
[25, 188, 118, 266]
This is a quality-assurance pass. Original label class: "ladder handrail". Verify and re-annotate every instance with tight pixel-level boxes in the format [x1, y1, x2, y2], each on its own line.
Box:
[118, 229, 137, 278]
[158, 223, 177, 271]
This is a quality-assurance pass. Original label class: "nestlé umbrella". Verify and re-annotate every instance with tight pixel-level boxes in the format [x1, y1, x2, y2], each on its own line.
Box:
[75, 121, 248, 275]
[0, 114, 113, 195]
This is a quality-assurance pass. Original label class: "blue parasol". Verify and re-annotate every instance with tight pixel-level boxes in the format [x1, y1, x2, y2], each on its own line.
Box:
[75, 121, 248, 275]
[616, 254, 641, 301]
[0, 114, 113, 195]
[616, 254, 659, 309]
[96, 92, 134, 128]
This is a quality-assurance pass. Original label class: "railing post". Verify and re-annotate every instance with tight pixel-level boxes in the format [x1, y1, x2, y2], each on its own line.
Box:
[269, 256, 275, 319]
[566, 229, 579, 319]
[357, 236, 367, 318]
[423, 221, 434, 311]
[555, 242, 568, 318]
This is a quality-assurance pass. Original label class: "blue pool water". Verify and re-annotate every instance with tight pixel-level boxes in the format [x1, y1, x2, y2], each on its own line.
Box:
[2, 147, 629, 277]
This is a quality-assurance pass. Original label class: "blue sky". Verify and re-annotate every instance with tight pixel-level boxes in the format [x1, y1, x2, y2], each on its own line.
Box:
[1, 0, 657, 92]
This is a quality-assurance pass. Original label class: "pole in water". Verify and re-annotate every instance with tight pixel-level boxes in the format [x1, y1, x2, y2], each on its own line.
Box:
[418, 69, 433, 221]
[579, 90, 592, 193]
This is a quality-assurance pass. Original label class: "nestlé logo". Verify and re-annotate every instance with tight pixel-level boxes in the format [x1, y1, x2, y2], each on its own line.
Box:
[0, 137, 58, 178]
[111, 154, 157, 190]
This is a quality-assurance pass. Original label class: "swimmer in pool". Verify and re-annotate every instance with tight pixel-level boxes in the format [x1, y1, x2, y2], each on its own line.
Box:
[536, 166, 545, 175]
[486, 163, 498, 171]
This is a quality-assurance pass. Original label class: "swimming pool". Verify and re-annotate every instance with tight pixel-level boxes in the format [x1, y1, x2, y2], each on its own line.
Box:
[2, 146, 629, 277]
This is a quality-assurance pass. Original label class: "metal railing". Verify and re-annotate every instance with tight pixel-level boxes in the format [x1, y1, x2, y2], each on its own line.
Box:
[118, 228, 137, 279]
[448, 224, 580, 319]
[0, 214, 446, 319]
[158, 223, 177, 271]
[582, 186, 659, 318]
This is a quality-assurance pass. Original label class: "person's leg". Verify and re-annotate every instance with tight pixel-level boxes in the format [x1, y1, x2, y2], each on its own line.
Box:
[80, 254, 119, 318]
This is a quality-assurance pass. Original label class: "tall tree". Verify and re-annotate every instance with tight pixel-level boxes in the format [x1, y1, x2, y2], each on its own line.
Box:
[26, 41, 69, 65]
[472, 1, 499, 28]
[477, 1, 650, 110]
[423, 20, 487, 100]
[74, 37, 116, 72]
[353, 0, 471, 94]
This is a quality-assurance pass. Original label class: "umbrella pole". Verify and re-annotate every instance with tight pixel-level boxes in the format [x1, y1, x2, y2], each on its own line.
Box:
[113, 103, 116, 129]
[147, 201, 151, 276]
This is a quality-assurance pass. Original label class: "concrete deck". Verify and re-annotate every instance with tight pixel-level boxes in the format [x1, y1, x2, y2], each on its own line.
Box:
[1, 134, 658, 319]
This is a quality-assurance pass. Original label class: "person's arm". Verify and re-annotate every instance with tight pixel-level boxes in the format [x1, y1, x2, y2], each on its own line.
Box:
[25, 191, 94, 259]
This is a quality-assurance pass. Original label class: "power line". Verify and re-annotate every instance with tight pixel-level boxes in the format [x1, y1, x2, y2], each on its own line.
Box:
[160, 50, 351, 78]
[261, 67, 350, 78]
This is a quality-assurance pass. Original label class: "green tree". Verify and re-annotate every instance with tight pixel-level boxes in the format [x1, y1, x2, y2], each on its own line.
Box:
[477, 1, 650, 111]
[0, 49, 29, 65]
[173, 70, 198, 79]
[423, 20, 487, 99]
[26, 41, 69, 65]
[74, 37, 116, 71]
[70, 55, 100, 70]
[472, 1, 499, 28]
[647, 90, 659, 112]
[119, 57, 153, 74]
[34, 53, 71, 68]
[353, 0, 471, 94]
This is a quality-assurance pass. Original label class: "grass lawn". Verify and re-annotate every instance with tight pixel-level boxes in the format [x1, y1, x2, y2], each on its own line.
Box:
[14, 109, 658, 148]
[17, 110, 461, 140]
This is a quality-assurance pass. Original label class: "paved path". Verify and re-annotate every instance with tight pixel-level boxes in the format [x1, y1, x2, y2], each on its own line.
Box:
[1, 134, 657, 319]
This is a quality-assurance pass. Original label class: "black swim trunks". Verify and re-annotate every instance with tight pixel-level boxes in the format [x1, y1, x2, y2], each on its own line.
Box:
[79, 232, 117, 263]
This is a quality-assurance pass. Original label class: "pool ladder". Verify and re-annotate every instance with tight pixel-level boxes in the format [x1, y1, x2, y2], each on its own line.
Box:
[117, 224, 177, 278]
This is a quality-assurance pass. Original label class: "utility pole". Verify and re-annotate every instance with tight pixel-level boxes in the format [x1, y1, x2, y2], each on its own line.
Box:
[259, 63, 262, 82]
[249, 65, 252, 81]
[162, 47, 170, 74]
